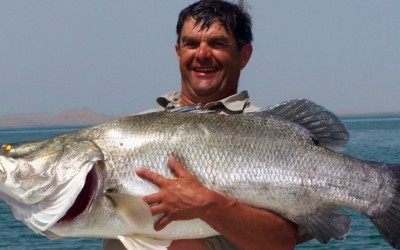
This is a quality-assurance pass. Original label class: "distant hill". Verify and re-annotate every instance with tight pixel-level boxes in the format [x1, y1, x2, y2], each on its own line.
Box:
[0, 108, 120, 128]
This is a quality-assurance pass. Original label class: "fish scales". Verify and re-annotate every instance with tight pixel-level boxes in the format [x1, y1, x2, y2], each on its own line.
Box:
[87, 112, 390, 229]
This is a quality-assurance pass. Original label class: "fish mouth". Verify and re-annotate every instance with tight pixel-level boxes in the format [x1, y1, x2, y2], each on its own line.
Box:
[57, 160, 104, 223]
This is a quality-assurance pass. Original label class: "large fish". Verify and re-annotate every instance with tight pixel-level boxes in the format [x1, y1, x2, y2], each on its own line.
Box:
[0, 99, 399, 249]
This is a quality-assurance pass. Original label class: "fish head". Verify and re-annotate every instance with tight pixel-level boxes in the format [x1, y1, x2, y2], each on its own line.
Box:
[0, 137, 104, 233]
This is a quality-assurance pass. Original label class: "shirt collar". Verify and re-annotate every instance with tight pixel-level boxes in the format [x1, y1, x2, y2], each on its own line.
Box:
[156, 90, 250, 112]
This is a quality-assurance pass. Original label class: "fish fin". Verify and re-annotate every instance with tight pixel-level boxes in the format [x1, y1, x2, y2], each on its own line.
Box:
[118, 235, 171, 250]
[296, 206, 350, 244]
[41, 230, 61, 240]
[369, 164, 400, 249]
[248, 99, 349, 149]
[104, 192, 153, 227]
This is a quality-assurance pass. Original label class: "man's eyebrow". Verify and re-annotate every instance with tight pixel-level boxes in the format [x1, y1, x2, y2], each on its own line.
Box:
[181, 36, 198, 43]
[208, 36, 230, 44]
[181, 35, 231, 44]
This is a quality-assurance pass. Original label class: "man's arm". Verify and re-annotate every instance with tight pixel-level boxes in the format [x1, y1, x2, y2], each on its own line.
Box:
[136, 156, 298, 250]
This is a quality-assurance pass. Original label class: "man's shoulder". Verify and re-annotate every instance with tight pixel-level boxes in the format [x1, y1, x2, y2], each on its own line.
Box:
[137, 91, 180, 114]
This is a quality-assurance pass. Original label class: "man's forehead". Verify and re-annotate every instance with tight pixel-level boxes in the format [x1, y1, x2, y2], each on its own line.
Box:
[183, 18, 228, 34]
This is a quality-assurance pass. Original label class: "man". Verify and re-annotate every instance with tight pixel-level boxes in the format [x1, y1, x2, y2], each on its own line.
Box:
[104, 0, 298, 249]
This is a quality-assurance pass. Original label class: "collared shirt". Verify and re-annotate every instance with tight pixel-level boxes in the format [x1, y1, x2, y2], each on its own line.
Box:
[154, 90, 259, 115]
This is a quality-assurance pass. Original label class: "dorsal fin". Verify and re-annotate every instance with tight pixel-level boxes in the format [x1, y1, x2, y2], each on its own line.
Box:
[248, 99, 349, 150]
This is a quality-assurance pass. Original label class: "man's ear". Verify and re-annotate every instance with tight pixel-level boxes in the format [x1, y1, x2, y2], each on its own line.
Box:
[175, 43, 181, 61]
[240, 43, 253, 69]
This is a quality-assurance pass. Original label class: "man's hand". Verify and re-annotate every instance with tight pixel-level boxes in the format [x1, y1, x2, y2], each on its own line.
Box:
[135, 156, 213, 231]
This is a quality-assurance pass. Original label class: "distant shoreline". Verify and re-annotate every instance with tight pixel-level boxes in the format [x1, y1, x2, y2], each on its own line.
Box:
[0, 108, 120, 129]
[1, 108, 399, 129]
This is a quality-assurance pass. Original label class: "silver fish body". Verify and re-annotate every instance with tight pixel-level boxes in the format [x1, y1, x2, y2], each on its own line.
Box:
[0, 99, 399, 249]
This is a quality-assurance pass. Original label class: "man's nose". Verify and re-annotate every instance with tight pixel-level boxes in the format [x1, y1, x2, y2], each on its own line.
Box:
[195, 43, 212, 60]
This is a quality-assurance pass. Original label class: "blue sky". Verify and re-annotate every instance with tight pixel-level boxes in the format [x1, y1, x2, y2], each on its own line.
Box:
[1, 0, 399, 116]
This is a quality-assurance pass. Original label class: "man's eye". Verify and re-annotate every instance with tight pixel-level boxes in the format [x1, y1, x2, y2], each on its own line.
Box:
[183, 42, 197, 48]
[211, 41, 226, 48]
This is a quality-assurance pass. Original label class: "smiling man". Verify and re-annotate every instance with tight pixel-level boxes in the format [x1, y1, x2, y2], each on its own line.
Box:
[137, 1, 299, 250]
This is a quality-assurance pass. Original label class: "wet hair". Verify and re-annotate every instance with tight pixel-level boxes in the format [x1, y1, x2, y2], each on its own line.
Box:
[176, 0, 253, 49]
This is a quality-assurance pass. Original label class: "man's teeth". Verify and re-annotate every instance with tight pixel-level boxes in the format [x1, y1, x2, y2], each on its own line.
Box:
[194, 67, 217, 72]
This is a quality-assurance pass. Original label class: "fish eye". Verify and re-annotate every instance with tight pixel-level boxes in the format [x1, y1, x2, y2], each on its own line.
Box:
[2, 144, 13, 151]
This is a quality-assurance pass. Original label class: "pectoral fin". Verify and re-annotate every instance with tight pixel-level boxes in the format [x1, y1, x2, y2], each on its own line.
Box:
[118, 235, 171, 250]
[104, 192, 153, 228]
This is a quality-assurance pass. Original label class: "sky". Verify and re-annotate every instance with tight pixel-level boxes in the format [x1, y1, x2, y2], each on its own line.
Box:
[1, 0, 399, 116]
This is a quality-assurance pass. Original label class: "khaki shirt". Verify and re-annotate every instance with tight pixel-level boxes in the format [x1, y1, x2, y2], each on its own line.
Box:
[155, 90, 259, 114]
[103, 91, 257, 250]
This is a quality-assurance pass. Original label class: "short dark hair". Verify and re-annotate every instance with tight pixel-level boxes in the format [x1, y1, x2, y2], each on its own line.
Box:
[176, 0, 253, 49]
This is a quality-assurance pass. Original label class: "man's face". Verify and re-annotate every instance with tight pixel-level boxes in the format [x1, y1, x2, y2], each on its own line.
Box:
[176, 18, 252, 105]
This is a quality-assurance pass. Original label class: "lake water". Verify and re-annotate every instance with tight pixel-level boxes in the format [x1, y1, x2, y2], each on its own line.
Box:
[0, 114, 399, 249]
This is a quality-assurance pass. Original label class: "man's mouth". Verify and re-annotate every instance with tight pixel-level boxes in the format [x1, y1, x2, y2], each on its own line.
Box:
[193, 67, 218, 73]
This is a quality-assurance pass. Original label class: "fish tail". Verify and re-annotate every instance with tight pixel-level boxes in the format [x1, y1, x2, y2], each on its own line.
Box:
[370, 164, 400, 249]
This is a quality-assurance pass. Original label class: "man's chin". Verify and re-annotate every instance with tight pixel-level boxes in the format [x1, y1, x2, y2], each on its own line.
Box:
[192, 83, 220, 95]
[194, 89, 220, 98]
